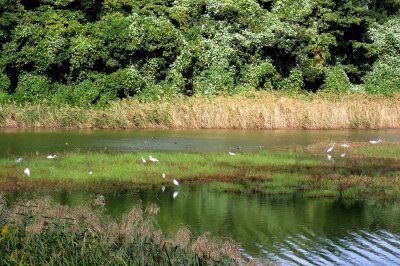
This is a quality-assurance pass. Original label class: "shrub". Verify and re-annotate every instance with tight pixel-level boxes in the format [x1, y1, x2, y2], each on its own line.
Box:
[363, 56, 400, 95]
[13, 73, 52, 103]
[322, 65, 351, 93]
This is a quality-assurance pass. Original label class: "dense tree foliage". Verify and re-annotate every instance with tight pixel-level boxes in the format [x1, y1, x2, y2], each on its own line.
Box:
[0, 0, 399, 106]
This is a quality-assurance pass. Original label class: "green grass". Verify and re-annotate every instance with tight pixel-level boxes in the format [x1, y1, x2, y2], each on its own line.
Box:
[1, 142, 399, 199]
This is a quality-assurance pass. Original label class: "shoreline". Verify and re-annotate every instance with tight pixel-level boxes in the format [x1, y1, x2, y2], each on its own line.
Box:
[1, 92, 400, 130]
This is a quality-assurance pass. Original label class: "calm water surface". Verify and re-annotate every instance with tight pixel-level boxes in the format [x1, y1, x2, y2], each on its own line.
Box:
[1, 128, 400, 157]
[2, 129, 400, 264]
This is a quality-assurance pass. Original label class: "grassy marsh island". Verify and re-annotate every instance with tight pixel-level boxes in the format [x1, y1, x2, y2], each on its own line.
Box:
[1, 141, 399, 199]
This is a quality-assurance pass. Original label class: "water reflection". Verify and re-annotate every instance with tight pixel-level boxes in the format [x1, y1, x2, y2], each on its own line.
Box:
[4, 185, 400, 264]
[1, 129, 400, 158]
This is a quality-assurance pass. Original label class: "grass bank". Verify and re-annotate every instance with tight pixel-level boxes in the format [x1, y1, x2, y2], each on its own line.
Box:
[1, 141, 399, 199]
[1, 92, 400, 129]
[0, 195, 245, 265]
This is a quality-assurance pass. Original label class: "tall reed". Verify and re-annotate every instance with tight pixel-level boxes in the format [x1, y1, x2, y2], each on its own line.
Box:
[1, 92, 399, 129]
[0, 194, 245, 265]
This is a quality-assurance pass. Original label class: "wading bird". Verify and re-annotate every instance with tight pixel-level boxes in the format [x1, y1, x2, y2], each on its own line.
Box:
[369, 139, 381, 144]
[161, 172, 166, 179]
[47, 154, 57, 159]
[327, 154, 333, 161]
[24, 168, 30, 177]
[148, 156, 159, 163]
[228, 152, 236, 156]
[141, 156, 147, 163]
[173, 179, 179, 186]
[89, 171, 93, 175]
[173, 191, 179, 199]
[161, 186, 165, 192]
[15, 157, 23, 164]
[340, 153, 346, 157]
[341, 144, 350, 148]
[326, 143, 335, 153]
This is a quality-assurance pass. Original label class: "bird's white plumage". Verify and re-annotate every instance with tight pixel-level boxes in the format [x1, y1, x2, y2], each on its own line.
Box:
[369, 139, 381, 144]
[173, 191, 179, 199]
[228, 152, 236, 156]
[47, 154, 57, 159]
[148, 156, 159, 163]
[161, 172, 166, 179]
[326, 143, 335, 153]
[24, 168, 30, 177]
[173, 179, 179, 186]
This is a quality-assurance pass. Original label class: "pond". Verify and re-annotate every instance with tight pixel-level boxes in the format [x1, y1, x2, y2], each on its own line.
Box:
[2, 129, 400, 264]
[1, 128, 400, 157]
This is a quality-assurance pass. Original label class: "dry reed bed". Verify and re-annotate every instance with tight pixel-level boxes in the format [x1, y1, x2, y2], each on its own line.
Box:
[1, 93, 399, 129]
[0, 195, 253, 265]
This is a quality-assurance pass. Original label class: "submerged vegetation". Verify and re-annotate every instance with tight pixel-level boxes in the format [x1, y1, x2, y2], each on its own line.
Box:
[0, 195, 243, 265]
[0, 0, 400, 108]
[1, 92, 400, 129]
[1, 141, 399, 199]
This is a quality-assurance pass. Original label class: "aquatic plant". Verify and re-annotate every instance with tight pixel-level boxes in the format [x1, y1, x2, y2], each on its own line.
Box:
[0, 194, 243, 265]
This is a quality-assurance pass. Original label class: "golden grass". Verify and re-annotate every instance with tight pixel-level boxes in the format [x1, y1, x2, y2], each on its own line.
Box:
[1, 92, 400, 129]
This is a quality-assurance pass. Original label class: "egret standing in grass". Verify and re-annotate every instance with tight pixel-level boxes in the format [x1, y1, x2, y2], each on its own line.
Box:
[161, 186, 165, 192]
[89, 171, 93, 175]
[15, 157, 23, 164]
[340, 153, 346, 157]
[327, 154, 333, 161]
[173, 179, 179, 186]
[149, 155, 159, 163]
[341, 143, 350, 148]
[141, 156, 147, 163]
[370, 139, 382, 144]
[24, 168, 30, 177]
[47, 154, 57, 159]
[326, 143, 335, 153]
[228, 152, 236, 156]
[161, 172, 166, 179]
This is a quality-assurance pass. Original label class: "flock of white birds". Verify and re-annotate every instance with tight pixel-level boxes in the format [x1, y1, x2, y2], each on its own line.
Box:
[325, 139, 382, 161]
[14, 138, 382, 199]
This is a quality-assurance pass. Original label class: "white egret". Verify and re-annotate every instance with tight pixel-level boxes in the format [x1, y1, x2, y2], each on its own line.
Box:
[161, 186, 165, 192]
[141, 156, 147, 163]
[340, 153, 346, 157]
[65, 142, 68, 145]
[161, 172, 166, 179]
[228, 152, 236, 156]
[15, 157, 23, 164]
[173, 191, 179, 199]
[89, 171, 93, 175]
[173, 179, 179, 186]
[327, 154, 333, 161]
[341, 144, 350, 148]
[24, 168, 30, 177]
[148, 156, 159, 163]
[326, 143, 335, 153]
[369, 139, 381, 144]
[47, 154, 57, 159]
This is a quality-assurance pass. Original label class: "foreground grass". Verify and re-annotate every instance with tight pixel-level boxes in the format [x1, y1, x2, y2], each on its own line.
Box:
[0, 195, 244, 265]
[1, 142, 399, 199]
[1, 92, 400, 129]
